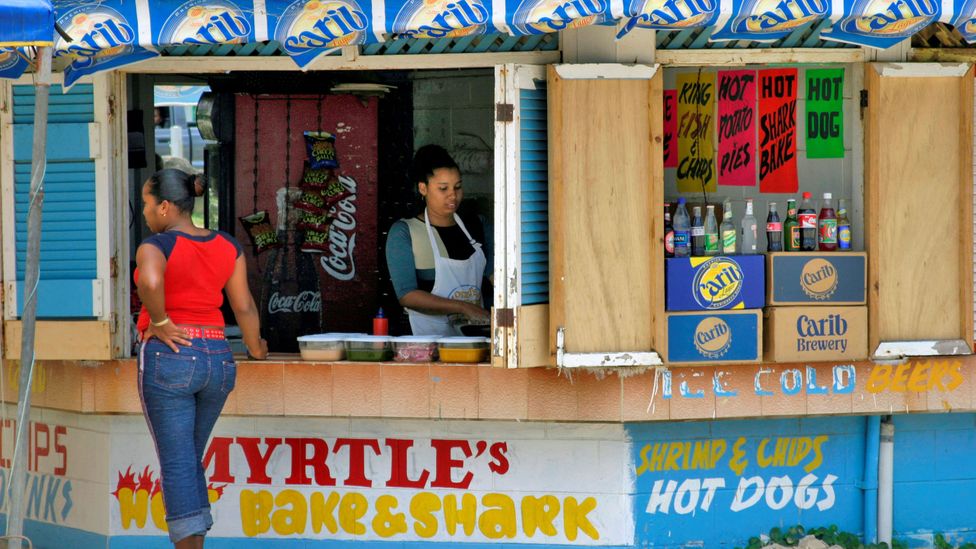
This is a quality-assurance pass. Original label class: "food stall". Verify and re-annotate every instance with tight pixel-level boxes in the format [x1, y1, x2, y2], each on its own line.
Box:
[3, 0, 976, 547]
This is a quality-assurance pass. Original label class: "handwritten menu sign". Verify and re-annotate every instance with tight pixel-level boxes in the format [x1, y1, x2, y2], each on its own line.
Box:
[664, 89, 677, 168]
[717, 70, 756, 187]
[758, 68, 798, 193]
[677, 72, 716, 193]
[805, 68, 845, 159]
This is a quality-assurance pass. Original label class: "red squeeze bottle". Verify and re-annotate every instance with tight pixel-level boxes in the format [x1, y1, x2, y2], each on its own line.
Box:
[373, 308, 389, 335]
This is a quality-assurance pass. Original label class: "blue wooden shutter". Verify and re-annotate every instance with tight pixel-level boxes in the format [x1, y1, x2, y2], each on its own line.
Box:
[519, 85, 549, 306]
[12, 83, 98, 318]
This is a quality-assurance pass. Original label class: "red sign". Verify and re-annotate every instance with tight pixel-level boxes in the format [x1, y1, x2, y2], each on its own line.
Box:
[235, 95, 379, 339]
[758, 68, 798, 193]
[717, 70, 756, 187]
[663, 89, 677, 168]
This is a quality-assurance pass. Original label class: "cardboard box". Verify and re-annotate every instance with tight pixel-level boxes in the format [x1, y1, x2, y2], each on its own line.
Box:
[666, 255, 766, 311]
[765, 306, 867, 363]
[665, 310, 762, 365]
[767, 252, 866, 305]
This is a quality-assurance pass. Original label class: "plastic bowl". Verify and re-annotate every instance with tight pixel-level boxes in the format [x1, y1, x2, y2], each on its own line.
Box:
[297, 334, 346, 361]
[344, 335, 394, 362]
[437, 336, 490, 363]
[393, 336, 439, 362]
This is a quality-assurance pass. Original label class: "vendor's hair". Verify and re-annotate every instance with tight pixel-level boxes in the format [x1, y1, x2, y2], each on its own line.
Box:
[411, 144, 459, 184]
[146, 168, 205, 213]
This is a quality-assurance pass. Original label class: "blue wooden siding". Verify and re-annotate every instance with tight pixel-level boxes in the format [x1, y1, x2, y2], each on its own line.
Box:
[519, 86, 548, 306]
[11, 84, 97, 318]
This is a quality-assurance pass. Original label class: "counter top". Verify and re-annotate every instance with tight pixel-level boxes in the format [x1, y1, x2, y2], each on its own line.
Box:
[3, 356, 976, 423]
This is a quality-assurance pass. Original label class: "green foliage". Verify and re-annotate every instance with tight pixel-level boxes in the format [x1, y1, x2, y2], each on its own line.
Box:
[734, 525, 972, 549]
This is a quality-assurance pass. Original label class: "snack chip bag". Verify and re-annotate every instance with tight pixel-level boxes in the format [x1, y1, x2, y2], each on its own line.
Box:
[297, 209, 334, 233]
[301, 164, 338, 189]
[301, 228, 332, 253]
[304, 131, 339, 170]
[239, 210, 281, 254]
[294, 189, 327, 213]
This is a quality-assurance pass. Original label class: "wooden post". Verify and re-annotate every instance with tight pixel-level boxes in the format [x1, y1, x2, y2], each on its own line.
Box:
[6, 45, 52, 549]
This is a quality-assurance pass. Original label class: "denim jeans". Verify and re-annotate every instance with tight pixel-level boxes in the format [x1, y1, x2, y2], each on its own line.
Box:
[138, 337, 236, 543]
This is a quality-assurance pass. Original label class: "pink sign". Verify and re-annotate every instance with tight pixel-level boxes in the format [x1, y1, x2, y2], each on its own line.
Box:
[716, 70, 756, 187]
[663, 89, 677, 168]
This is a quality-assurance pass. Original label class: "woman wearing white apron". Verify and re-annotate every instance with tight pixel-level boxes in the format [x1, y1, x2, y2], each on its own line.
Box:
[385, 145, 490, 336]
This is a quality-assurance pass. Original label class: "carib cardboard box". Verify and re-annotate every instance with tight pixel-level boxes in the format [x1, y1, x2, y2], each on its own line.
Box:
[665, 310, 762, 365]
[665, 255, 766, 311]
[767, 252, 866, 305]
[765, 306, 868, 363]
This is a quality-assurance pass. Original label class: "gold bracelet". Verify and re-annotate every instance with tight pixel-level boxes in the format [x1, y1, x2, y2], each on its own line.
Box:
[150, 316, 171, 327]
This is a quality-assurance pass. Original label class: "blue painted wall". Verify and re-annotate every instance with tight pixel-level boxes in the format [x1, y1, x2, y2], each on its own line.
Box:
[628, 416, 866, 548]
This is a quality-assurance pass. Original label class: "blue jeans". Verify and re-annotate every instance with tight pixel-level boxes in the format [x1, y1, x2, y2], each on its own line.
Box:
[138, 337, 236, 544]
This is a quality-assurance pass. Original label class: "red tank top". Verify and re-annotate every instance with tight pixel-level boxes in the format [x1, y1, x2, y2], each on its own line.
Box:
[134, 230, 242, 332]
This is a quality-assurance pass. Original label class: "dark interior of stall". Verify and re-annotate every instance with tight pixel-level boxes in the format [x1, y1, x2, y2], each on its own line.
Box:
[126, 69, 493, 355]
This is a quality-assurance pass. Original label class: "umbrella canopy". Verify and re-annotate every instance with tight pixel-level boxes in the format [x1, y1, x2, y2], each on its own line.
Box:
[0, 0, 54, 46]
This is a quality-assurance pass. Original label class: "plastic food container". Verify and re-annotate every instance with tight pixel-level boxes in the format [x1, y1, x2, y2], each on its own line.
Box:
[344, 335, 394, 362]
[437, 337, 490, 363]
[393, 336, 439, 362]
[297, 334, 346, 361]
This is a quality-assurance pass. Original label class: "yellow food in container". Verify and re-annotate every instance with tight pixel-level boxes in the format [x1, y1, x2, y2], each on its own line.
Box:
[437, 336, 490, 363]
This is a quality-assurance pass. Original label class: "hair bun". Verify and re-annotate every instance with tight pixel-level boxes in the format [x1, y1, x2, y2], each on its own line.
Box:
[192, 174, 206, 198]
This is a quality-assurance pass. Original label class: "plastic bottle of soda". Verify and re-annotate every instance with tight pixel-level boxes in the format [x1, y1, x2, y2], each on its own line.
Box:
[720, 199, 736, 254]
[799, 192, 817, 251]
[664, 203, 674, 258]
[783, 198, 799, 251]
[766, 202, 783, 252]
[691, 206, 705, 256]
[818, 192, 837, 251]
[704, 205, 719, 256]
[673, 198, 691, 257]
[837, 199, 852, 251]
[740, 199, 757, 254]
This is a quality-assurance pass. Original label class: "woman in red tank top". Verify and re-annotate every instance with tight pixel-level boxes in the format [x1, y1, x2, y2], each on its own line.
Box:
[135, 169, 267, 548]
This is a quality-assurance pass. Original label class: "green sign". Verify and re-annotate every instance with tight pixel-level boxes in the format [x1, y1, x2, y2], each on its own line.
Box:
[805, 68, 845, 159]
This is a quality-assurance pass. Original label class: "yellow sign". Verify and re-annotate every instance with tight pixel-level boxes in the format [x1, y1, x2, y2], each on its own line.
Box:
[676, 72, 717, 193]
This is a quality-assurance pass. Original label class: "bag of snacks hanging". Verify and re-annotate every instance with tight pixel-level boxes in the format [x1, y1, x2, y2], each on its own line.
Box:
[239, 210, 281, 254]
[301, 162, 338, 189]
[301, 227, 333, 253]
[304, 131, 339, 170]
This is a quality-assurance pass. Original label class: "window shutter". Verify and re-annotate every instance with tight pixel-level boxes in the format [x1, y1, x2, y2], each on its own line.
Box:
[494, 64, 551, 368]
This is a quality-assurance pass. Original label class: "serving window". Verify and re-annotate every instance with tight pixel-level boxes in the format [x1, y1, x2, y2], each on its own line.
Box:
[491, 62, 976, 369]
[123, 69, 496, 357]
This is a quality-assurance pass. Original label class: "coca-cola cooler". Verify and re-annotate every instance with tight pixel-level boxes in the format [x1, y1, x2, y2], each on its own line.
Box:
[234, 94, 379, 352]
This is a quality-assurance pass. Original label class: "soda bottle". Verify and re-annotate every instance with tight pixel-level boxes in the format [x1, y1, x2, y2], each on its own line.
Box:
[784, 198, 799, 252]
[740, 199, 757, 254]
[766, 202, 783, 252]
[818, 192, 837, 251]
[673, 198, 691, 257]
[691, 206, 705, 256]
[260, 187, 323, 353]
[837, 199, 852, 251]
[720, 199, 736, 254]
[799, 191, 818, 251]
[704, 205, 719, 256]
[664, 203, 674, 258]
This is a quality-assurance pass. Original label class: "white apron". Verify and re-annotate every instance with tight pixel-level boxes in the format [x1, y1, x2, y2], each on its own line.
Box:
[407, 210, 487, 336]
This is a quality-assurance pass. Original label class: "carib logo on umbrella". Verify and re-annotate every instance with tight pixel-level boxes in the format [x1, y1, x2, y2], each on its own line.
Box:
[274, 0, 371, 67]
[692, 257, 745, 309]
[711, 0, 830, 41]
[509, 0, 610, 35]
[829, 0, 940, 41]
[0, 48, 28, 80]
[391, 0, 491, 38]
[157, 0, 253, 45]
[951, 0, 976, 42]
[617, 0, 718, 38]
[54, 5, 139, 70]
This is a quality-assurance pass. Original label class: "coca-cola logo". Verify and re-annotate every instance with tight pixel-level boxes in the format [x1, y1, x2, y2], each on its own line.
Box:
[320, 175, 358, 281]
[267, 290, 321, 314]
